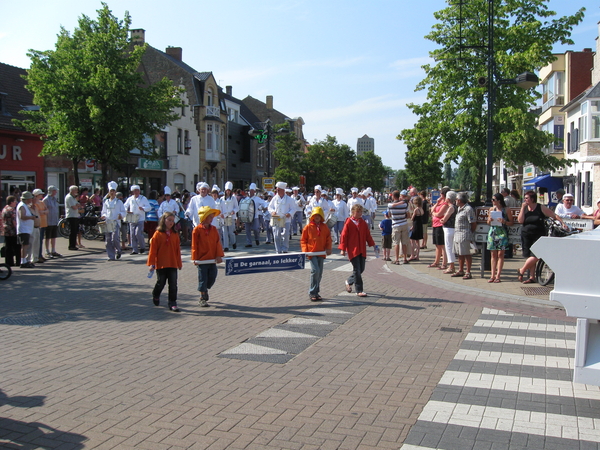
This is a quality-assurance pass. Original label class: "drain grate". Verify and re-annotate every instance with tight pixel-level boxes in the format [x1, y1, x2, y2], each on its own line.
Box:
[440, 327, 462, 333]
[521, 286, 552, 296]
[0, 312, 70, 326]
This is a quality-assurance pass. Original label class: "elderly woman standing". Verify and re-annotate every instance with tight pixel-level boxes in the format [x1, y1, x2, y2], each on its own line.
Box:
[452, 192, 477, 279]
[517, 190, 564, 284]
[428, 188, 449, 269]
[440, 191, 457, 274]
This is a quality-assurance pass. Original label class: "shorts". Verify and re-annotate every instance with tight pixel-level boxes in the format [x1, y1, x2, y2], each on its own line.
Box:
[392, 224, 410, 248]
[453, 238, 472, 256]
[46, 225, 58, 239]
[521, 233, 542, 258]
[17, 233, 30, 246]
[432, 226, 444, 246]
[381, 234, 392, 249]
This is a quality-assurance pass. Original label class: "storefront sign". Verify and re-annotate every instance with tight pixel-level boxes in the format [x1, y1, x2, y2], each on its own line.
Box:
[139, 158, 164, 170]
[474, 207, 521, 244]
[0, 145, 23, 160]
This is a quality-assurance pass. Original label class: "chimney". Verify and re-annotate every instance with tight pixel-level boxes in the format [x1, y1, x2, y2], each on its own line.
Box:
[130, 28, 145, 45]
[166, 47, 182, 61]
[226, 86, 232, 96]
[266, 95, 273, 110]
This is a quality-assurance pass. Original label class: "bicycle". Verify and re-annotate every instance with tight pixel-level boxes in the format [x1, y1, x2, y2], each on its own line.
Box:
[535, 218, 580, 286]
[0, 263, 12, 281]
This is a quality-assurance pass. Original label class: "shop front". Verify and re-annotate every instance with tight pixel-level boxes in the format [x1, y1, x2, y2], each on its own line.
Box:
[0, 133, 44, 207]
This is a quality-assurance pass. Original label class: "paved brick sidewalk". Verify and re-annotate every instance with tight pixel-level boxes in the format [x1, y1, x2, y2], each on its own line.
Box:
[0, 222, 583, 449]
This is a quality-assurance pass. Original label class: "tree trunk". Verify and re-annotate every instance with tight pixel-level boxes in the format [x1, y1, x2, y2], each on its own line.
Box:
[72, 158, 80, 188]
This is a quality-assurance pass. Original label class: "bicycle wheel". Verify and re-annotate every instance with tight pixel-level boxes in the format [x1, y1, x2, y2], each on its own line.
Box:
[0, 264, 12, 281]
[535, 259, 554, 286]
[58, 219, 70, 238]
[83, 225, 100, 240]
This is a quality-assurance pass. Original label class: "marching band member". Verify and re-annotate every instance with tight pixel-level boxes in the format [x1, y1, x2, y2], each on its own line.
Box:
[245, 183, 262, 248]
[263, 191, 274, 244]
[291, 186, 305, 236]
[157, 186, 179, 217]
[210, 185, 224, 248]
[101, 181, 127, 261]
[124, 185, 152, 255]
[364, 188, 378, 230]
[347, 187, 364, 210]
[220, 181, 239, 251]
[268, 181, 296, 253]
[332, 188, 349, 245]
[305, 185, 329, 221]
[185, 182, 216, 228]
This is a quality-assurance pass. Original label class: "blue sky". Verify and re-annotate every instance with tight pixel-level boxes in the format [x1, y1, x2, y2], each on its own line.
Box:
[2, 0, 599, 171]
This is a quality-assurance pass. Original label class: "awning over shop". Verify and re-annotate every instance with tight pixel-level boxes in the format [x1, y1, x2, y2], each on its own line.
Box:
[522, 174, 563, 191]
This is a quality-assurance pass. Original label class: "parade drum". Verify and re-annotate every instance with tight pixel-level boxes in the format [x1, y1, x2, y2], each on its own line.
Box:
[125, 212, 139, 223]
[270, 215, 286, 228]
[238, 198, 255, 223]
[326, 213, 338, 228]
[98, 220, 115, 234]
[224, 216, 233, 227]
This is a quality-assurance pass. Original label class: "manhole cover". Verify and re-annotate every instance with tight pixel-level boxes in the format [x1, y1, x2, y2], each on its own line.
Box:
[0, 312, 70, 326]
[521, 286, 552, 296]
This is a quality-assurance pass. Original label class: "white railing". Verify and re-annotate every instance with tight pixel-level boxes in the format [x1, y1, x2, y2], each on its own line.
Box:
[206, 106, 220, 117]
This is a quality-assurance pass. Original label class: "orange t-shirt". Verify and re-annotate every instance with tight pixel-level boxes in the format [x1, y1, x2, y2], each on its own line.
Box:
[146, 230, 182, 269]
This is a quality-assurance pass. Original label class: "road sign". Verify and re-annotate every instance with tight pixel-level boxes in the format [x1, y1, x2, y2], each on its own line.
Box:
[262, 177, 274, 190]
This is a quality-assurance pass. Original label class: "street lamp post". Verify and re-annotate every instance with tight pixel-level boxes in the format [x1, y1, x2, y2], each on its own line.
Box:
[484, 0, 538, 205]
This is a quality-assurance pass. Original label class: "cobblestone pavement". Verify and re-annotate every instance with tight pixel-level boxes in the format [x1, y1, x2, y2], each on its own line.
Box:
[0, 214, 588, 449]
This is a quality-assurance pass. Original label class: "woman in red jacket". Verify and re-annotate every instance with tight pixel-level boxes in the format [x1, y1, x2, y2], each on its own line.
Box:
[339, 204, 376, 297]
[147, 211, 183, 312]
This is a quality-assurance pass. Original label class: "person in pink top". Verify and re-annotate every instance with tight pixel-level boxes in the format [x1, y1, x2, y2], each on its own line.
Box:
[339, 204, 376, 297]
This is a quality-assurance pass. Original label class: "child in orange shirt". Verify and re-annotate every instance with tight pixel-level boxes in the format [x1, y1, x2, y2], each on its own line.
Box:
[301, 207, 332, 301]
[192, 206, 224, 307]
[147, 211, 183, 312]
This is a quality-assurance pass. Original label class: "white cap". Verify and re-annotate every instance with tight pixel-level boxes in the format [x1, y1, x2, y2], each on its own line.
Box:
[130, 184, 140, 191]
[225, 181, 233, 191]
[107, 181, 118, 191]
[196, 182, 209, 191]
[351, 187, 358, 193]
[33, 188, 45, 196]
[249, 183, 257, 191]
[267, 191, 274, 197]
[276, 181, 287, 189]
[292, 186, 299, 191]
[314, 185, 322, 192]
[563, 193, 574, 199]
[164, 186, 171, 195]
[322, 191, 329, 196]
[285, 188, 292, 193]
[211, 184, 220, 193]
[336, 188, 344, 195]
[364, 187, 372, 195]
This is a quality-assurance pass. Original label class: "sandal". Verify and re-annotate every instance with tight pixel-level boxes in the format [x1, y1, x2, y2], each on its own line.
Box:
[345, 281, 352, 293]
[443, 268, 455, 274]
[522, 278, 536, 284]
[494, 278, 501, 283]
[357, 292, 368, 297]
[310, 296, 320, 302]
[451, 271, 465, 278]
[392, 260, 400, 265]
[517, 269, 525, 282]
[428, 263, 439, 268]
[437, 265, 447, 270]
[488, 277, 495, 283]
[463, 273, 472, 280]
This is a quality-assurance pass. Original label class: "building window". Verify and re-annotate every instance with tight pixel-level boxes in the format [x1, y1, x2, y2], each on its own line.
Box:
[207, 124, 213, 151]
[155, 131, 167, 158]
[184, 130, 190, 154]
[177, 129, 182, 154]
[181, 101, 186, 117]
[592, 101, 600, 139]
[207, 88, 213, 107]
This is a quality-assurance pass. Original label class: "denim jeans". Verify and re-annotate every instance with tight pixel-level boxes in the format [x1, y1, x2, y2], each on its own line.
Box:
[309, 256, 324, 296]
[197, 263, 218, 293]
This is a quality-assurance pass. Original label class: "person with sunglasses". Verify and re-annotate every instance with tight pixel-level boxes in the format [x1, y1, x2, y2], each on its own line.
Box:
[554, 193, 584, 219]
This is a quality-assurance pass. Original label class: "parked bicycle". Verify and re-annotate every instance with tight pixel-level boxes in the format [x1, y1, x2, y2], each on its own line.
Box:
[57, 204, 102, 241]
[0, 263, 12, 281]
[535, 218, 581, 286]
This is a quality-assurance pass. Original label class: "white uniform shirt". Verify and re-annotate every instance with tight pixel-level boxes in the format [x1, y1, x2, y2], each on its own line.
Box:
[305, 195, 330, 217]
[219, 195, 239, 219]
[268, 194, 296, 224]
[347, 196, 365, 210]
[101, 197, 126, 221]
[157, 198, 179, 217]
[124, 195, 151, 222]
[332, 198, 349, 221]
[186, 194, 217, 227]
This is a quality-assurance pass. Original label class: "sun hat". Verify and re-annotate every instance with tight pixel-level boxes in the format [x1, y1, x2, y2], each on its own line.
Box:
[198, 206, 221, 223]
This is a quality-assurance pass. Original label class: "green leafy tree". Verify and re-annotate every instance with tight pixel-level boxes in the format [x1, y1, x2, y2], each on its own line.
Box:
[303, 135, 356, 190]
[398, 0, 584, 202]
[393, 169, 409, 191]
[273, 130, 304, 186]
[404, 144, 443, 190]
[354, 151, 387, 192]
[15, 3, 182, 190]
